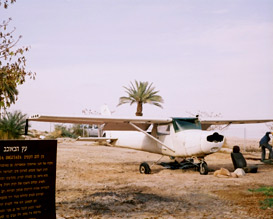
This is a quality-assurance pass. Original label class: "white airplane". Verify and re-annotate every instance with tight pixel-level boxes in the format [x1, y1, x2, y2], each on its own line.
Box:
[27, 115, 273, 175]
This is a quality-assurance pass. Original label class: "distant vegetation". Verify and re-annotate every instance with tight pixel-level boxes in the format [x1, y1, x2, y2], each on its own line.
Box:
[48, 124, 86, 139]
[187, 110, 223, 131]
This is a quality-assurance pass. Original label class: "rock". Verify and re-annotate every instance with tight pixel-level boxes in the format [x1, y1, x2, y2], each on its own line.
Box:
[234, 168, 245, 176]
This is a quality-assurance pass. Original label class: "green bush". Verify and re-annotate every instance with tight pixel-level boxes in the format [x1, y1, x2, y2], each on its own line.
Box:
[49, 124, 86, 139]
[71, 124, 84, 137]
[49, 125, 74, 139]
[0, 111, 27, 139]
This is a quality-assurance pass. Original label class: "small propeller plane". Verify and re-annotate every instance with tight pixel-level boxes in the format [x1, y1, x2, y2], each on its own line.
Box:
[27, 115, 273, 175]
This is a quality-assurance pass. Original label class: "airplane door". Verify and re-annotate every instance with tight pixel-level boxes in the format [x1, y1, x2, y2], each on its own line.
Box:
[156, 124, 174, 155]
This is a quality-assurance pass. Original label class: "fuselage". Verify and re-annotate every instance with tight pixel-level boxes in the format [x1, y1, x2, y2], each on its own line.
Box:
[105, 118, 224, 158]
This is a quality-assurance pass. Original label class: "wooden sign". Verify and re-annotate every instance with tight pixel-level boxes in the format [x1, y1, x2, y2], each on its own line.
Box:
[0, 140, 57, 219]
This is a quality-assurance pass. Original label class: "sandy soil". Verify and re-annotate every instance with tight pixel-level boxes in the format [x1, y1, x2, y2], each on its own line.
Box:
[55, 140, 273, 219]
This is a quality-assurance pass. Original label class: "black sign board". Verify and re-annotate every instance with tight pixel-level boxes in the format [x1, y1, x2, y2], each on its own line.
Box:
[0, 140, 57, 219]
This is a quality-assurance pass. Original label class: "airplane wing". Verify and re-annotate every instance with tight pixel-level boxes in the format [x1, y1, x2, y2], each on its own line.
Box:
[76, 137, 118, 144]
[200, 119, 273, 130]
[28, 115, 173, 131]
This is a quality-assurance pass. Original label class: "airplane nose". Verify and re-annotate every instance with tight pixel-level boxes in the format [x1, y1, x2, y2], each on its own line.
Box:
[207, 132, 224, 143]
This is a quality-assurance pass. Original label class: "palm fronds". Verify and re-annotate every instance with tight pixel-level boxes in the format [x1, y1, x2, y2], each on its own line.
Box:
[0, 110, 27, 139]
[118, 80, 164, 116]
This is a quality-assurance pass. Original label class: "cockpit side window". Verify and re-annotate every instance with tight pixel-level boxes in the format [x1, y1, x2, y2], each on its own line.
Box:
[157, 124, 171, 135]
[172, 118, 201, 132]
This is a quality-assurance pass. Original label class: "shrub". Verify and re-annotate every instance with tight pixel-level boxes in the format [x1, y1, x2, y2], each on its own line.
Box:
[249, 186, 273, 209]
[49, 125, 74, 139]
[0, 111, 27, 139]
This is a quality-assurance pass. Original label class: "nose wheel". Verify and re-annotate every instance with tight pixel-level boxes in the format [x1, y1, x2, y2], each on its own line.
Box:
[139, 162, 151, 174]
[199, 161, 208, 175]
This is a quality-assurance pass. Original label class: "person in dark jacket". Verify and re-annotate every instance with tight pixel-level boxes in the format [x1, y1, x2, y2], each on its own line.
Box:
[259, 132, 273, 161]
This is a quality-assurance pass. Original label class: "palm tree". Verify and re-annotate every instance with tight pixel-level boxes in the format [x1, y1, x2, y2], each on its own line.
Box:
[118, 80, 164, 116]
[0, 110, 27, 139]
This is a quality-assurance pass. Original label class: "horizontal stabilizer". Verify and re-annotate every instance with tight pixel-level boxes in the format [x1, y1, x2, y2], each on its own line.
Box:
[76, 137, 118, 144]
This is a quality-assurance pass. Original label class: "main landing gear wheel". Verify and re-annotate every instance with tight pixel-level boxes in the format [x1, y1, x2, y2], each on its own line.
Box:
[139, 162, 151, 174]
[199, 162, 209, 175]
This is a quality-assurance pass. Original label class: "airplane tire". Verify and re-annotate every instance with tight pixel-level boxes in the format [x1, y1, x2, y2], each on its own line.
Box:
[139, 162, 151, 174]
[199, 162, 208, 175]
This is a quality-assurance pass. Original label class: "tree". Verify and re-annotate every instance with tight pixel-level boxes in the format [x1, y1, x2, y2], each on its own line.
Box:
[0, 0, 16, 9]
[118, 80, 164, 116]
[0, 0, 35, 115]
[0, 110, 27, 139]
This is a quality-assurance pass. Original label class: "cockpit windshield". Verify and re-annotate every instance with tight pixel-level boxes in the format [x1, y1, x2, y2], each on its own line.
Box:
[172, 118, 201, 132]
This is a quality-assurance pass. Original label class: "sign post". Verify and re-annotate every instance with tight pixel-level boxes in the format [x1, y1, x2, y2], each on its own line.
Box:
[0, 140, 57, 219]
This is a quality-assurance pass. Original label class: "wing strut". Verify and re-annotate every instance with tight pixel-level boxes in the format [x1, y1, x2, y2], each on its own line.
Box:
[128, 122, 175, 153]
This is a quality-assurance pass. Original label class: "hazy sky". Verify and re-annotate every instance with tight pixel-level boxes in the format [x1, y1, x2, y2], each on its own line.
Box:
[1, 0, 273, 134]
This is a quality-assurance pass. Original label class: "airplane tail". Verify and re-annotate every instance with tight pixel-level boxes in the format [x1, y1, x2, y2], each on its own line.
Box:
[100, 105, 111, 116]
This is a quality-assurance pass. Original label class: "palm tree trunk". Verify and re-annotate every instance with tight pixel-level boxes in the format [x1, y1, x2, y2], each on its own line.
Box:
[136, 102, 143, 116]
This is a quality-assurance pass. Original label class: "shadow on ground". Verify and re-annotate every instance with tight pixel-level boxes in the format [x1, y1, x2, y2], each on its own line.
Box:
[56, 186, 240, 218]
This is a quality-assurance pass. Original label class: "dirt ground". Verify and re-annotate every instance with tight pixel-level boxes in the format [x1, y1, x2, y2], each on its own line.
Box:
[55, 140, 273, 219]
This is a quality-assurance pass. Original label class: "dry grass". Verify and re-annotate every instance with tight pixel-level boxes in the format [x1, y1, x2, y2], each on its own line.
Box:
[55, 139, 273, 219]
